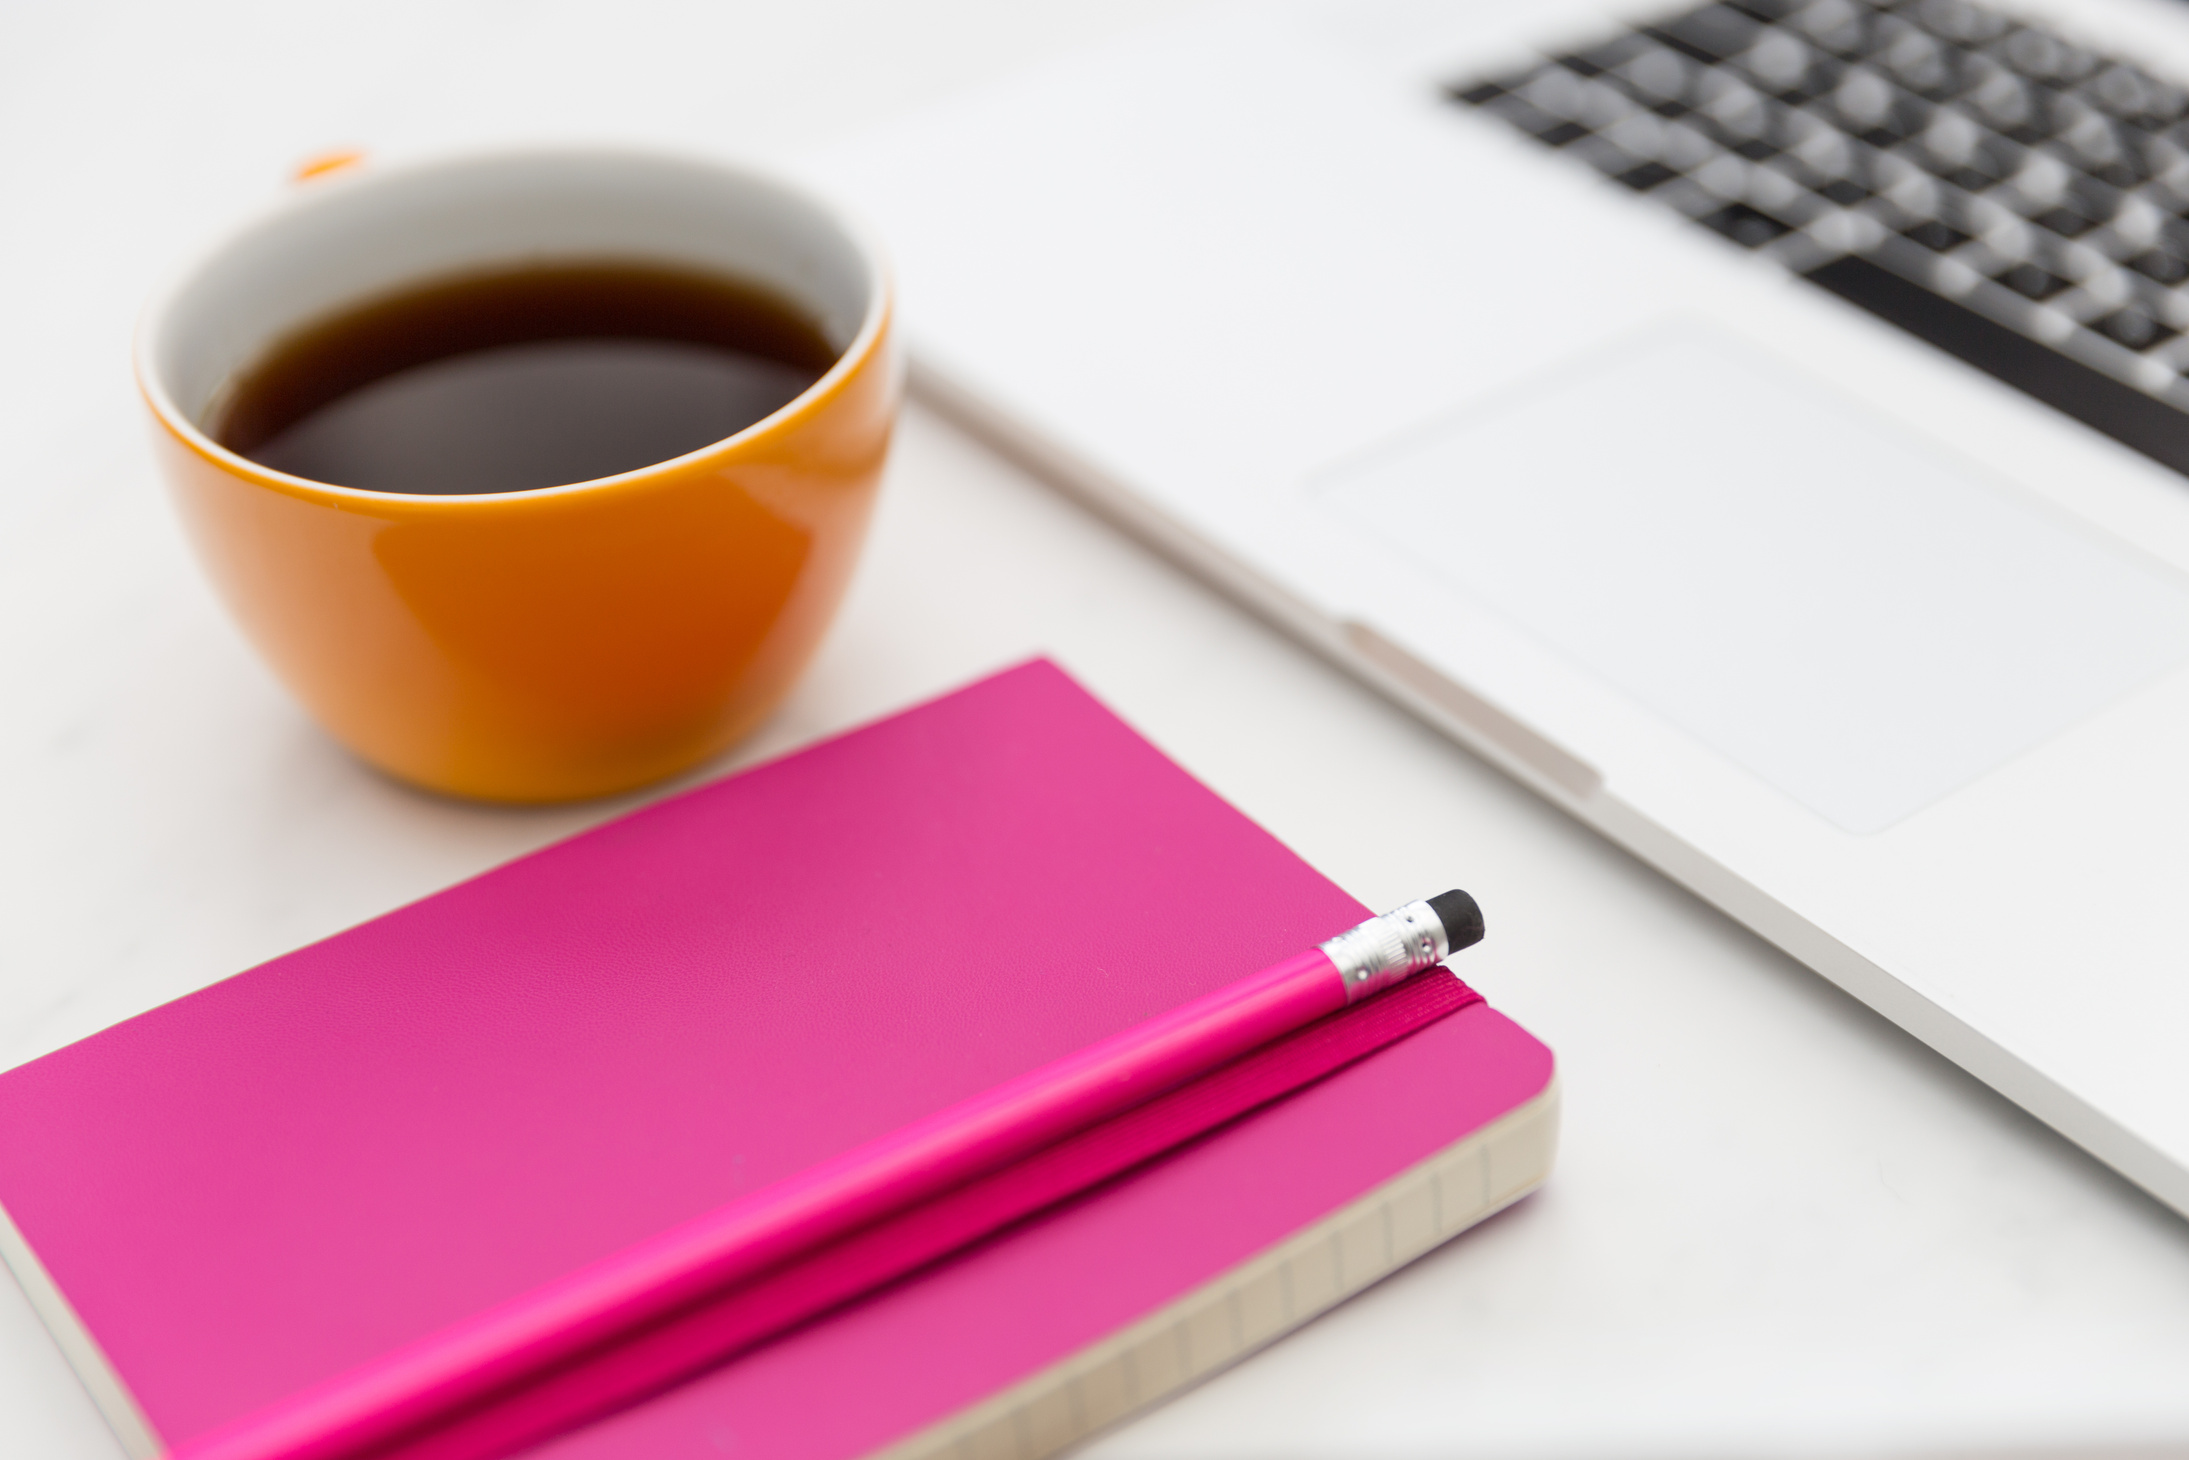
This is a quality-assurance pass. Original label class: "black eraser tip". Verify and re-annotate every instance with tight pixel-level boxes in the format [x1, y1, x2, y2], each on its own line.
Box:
[1427, 889, 1484, 952]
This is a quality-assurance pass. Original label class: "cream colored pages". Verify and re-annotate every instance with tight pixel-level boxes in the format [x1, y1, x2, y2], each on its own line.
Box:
[0, 1201, 161, 1459]
[881, 1081, 1561, 1460]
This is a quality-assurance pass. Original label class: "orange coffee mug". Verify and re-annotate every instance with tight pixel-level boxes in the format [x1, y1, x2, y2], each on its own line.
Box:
[137, 147, 896, 802]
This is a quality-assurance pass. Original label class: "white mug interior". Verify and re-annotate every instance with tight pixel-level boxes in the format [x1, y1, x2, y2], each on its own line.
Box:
[141, 147, 883, 464]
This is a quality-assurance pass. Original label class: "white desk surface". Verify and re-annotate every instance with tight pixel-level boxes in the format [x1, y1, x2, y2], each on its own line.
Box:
[7, 3, 2189, 1457]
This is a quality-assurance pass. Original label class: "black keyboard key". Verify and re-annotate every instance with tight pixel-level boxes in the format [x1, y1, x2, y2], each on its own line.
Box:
[1877, 23, 1967, 100]
[1571, 137, 1646, 179]
[1700, 202, 1793, 246]
[1824, 69, 1929, 147]
[2031, 205, 2098, 238]
[1484, 94, 1593, 146]
[1741, 30, 1840, 102]
[1806, 253, 2189, 474]
[1965, 69, 2046, 140]
[1620, 45, 1699, 109]
[1908, 113, 2018, 190]
[2044, 105, 2144, 185]
[2097, 308, 2177, 351]
[2064, 172, 2126, 226]
[1649, 5, 1762, 64]
[1995, 261, 2072, 299]
[1556, 33, 1651, 79]
[2084, 63, 2188, 126]
[1908, 0, 2008, 47]
[2132, 133, 2186, 189]
[1789, 128, 1888, 194]
[1793, 0, 1879, 60]
[1996, 26, 2100, 88]
[1691, 79, 1788, 155]
[1921, 159, 2004, 194]
[1903, 218, 1972, 251]
[2128, 250, 2189, 285]
[1615, 159, 1682, 191]
[1517, 65, 1609, 126]
[2094, 159, 2147, 192]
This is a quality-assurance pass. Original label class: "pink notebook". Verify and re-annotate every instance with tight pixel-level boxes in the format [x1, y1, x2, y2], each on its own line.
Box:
[0, 660, 1557, 1460]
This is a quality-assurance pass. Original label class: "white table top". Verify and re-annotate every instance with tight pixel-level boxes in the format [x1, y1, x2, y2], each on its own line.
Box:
[7, 3, 2189, 1457]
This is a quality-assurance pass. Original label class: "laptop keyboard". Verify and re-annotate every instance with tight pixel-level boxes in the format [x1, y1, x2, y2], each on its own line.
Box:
[1452, 0, 2189, 477]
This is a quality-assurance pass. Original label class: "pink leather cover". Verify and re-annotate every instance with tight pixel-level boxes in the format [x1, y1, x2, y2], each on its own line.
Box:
[283, 974, 1484, 1460]
[0, 659, 1554, 1458]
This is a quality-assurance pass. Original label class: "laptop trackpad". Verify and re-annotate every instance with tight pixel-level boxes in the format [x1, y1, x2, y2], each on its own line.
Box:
[1317, 325, 2189, 833]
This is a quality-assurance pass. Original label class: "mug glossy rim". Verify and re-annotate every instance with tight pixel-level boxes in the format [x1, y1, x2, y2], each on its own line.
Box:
[135, 143, 894, 511]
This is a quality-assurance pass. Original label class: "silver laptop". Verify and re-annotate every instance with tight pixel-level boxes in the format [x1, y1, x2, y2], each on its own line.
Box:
[807, 0, 2189, 1215]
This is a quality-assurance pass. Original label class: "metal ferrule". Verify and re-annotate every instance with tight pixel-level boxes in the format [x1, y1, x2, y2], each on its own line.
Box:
[1319, 900, 1450, 1004]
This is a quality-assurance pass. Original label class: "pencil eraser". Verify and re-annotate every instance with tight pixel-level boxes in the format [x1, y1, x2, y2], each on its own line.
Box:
[1428, 890, 1484, 953]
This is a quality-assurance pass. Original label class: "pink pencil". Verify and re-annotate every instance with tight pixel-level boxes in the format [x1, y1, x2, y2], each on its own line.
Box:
[172, 891, 1483, 1460]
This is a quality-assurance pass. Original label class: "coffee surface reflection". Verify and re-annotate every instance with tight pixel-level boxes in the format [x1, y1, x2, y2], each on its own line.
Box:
[214, 262, 836, 495]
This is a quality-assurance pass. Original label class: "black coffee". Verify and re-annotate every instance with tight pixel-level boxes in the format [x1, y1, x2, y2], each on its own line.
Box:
[213, 262, 838, 495]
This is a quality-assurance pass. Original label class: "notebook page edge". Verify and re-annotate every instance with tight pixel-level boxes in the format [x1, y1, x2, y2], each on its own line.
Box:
[870, 1076, 1562, 1460]
[0, 1195, 164, 1459]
